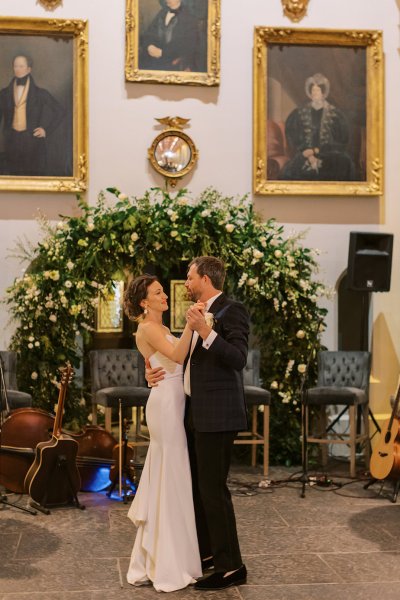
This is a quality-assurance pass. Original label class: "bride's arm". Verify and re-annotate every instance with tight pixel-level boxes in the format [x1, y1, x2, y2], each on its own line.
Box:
[141, 322, 193, 364]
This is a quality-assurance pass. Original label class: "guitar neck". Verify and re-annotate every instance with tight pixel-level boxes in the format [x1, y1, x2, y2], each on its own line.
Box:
[52, 365, 73, 438]
[388, 377, 400, 433]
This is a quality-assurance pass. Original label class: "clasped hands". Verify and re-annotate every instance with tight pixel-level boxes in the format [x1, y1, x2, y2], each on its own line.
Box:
[145, 301, 211, 387]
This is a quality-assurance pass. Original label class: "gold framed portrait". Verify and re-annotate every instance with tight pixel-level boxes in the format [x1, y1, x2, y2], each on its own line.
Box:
[253, 27, 383, 196]
[170, 279, 191, 332]
[125, 0, 220, 86]
[0, 17, 88, 192]
[96, 281, 125, 333]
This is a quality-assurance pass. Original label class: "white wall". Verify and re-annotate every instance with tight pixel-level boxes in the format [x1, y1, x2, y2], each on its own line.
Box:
[0, 0, 399, 414]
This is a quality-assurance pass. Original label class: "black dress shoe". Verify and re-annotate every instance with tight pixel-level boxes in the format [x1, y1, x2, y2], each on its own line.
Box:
[194, 564, 247, 590]
[201, 557, 214, 571]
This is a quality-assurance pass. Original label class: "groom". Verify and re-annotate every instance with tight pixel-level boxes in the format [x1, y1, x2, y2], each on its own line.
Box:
[147, 256, 249, 590]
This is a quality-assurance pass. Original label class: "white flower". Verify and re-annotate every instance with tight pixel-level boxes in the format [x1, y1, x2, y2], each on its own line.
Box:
[225, 223, 235, 233]
[297, 363, 307, 374]
[34, 341, 40, 347]
[273, 270, 280, 279]
[28, 343, 33, 349]
[204, 312, 214, 328]
[87, 223, 95, 231]
[77, 281, 85, 289]
[170, 230, 178, 238]
[130, 232, 139, 242]
[61, 296, 68, 306]
[270, 238, 279, 247]
[90, 281, 99, 288]
[31, 371, 38, 380]
[253, 249, 264, 260]
[67, 261, 74, 270]
[65, 280, 73, 288]
[79, 397, 86, 407]
[170, 213, 178, 222]
[270, 381, 279, 389]
[49, 314, 57, 323]
[118, 193, 128, 201]
[29, 336, 34, 342]
[246, 278, 257, 287]
[201, 209, 211, 217]
[153, 242, 162, 250]
[296, 330, 305, 339]
[177, 197, 188, 206]
[274, 249, 283, 259]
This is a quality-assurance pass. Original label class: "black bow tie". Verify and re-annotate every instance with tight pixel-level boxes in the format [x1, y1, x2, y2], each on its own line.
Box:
[167, 6, 181, 14]
[16, 75, 29, 86]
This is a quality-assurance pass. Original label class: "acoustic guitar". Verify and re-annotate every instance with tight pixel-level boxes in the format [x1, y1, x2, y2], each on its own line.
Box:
[24, 364, 81, 507]
[370, 378, 400, 481]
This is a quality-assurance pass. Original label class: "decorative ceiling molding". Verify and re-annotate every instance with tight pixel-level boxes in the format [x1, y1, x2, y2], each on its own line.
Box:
[281, 0, 310, 22]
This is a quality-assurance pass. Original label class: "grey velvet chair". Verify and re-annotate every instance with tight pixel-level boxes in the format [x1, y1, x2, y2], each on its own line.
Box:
[235, 349, 271, 476]
[0, 350, 32, 411]
[305, 350, 371, 477]
[89, 349, 150, 440]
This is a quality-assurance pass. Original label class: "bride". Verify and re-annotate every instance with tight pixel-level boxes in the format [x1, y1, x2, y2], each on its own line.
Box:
[124, 274, 203, 592]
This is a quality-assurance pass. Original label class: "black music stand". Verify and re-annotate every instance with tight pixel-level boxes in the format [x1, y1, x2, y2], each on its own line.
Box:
[0, 355, 37, 515]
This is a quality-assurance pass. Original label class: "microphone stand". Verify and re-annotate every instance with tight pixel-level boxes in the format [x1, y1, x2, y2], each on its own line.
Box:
[271, 318, 341, 498]
[0, 355, 37, 514]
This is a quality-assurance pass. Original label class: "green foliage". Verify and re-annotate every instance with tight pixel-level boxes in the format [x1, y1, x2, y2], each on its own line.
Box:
[5, 187, 327, 461]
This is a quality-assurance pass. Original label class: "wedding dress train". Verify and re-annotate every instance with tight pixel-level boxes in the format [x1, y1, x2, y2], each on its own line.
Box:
[127, 336, 201, 592]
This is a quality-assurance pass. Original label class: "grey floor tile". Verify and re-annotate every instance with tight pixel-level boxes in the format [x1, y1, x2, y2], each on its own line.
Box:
[322, 550, 400, 582]
[240, 582, 400, 600]
[245, 554, 341, 585]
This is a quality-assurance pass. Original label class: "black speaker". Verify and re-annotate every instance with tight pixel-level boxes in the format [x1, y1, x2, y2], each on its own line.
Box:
[347, 232, 394, 292]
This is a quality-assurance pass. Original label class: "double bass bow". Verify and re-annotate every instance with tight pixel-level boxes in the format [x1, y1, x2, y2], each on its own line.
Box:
[24, 364, 83, 509]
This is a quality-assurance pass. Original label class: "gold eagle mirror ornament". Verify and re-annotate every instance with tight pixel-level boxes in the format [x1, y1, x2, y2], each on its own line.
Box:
[148, 117, 198, 188]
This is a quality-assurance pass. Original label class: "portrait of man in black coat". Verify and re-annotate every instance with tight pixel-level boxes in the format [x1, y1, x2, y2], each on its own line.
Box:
[139, 0, 204, 72]
[0, 54, 65, 176]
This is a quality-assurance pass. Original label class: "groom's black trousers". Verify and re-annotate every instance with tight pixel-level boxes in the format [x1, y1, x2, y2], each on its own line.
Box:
[185, 410, 243, 572]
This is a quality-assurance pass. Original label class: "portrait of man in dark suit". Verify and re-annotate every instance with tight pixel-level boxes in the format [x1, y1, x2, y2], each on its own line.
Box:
[0, 54, 66, 177]
[139, 0, 208, 73]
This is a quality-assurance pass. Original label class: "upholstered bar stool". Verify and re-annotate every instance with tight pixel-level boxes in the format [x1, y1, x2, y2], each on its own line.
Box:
[0, 350, 32, 411]
[306, 350, 371, 478]
[234, 349, 271, 476]
[89, 349, 150, 446]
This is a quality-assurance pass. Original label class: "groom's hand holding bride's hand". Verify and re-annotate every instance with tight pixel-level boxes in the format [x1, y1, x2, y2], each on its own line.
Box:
[186, 301, 212, 339]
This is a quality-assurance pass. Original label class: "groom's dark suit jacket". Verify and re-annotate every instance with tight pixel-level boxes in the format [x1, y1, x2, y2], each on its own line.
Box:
[187, 293, 249, 433]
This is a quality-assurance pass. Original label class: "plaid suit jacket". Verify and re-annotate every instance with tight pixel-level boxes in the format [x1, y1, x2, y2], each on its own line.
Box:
[187, 293, 249, 432]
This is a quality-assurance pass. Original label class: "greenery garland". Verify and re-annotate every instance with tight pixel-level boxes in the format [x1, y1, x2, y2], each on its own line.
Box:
[5, 187, 327, 463]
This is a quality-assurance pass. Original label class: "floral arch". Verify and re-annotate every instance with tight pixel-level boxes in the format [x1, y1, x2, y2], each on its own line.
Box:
[6, 187, 327, 463]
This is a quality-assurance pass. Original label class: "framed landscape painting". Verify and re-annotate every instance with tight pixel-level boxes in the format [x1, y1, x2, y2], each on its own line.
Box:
[0, 17, 88, 192]
[125, 0, 220, 86]
[253, 27, 383, 196]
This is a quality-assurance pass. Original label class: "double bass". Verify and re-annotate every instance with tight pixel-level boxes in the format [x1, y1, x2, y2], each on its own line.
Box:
[24, 365, 82, 508]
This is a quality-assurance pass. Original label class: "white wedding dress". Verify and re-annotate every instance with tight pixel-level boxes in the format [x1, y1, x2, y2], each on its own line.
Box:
[127, 335, 202, 592]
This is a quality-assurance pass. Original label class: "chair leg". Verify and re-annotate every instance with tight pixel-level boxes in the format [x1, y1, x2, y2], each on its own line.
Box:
[263, 405, 270, 477]
[319, 408, 328, 467]
[251, 406, 257, 467]
[92, 403, 98, 426]
[105, 407, 112, 432]
[349, 405, 356, 478]
[362, 403, 371, 468]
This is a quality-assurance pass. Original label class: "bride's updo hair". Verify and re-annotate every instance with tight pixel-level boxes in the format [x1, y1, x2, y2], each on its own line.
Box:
[124, 274, 158, 321]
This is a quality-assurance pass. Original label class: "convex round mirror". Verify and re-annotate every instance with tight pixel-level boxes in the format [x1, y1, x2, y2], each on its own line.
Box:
[148, 117, 198, 187]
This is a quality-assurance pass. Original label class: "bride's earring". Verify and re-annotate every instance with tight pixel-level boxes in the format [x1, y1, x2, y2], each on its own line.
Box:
[143, 307, 148, 315]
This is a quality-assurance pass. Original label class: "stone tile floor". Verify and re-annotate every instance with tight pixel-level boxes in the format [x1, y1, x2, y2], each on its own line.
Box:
[1, 461, 400, 600]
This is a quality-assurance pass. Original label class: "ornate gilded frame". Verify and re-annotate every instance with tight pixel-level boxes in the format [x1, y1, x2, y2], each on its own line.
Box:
[0, 17, 88, 192]
[125, 0, 220, 86]
[170, 280, 191, 332]
[253, 28, 383, 196]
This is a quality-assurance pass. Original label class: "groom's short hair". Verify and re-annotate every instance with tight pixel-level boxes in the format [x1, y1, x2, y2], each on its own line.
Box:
[189, 256, 225, 290]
